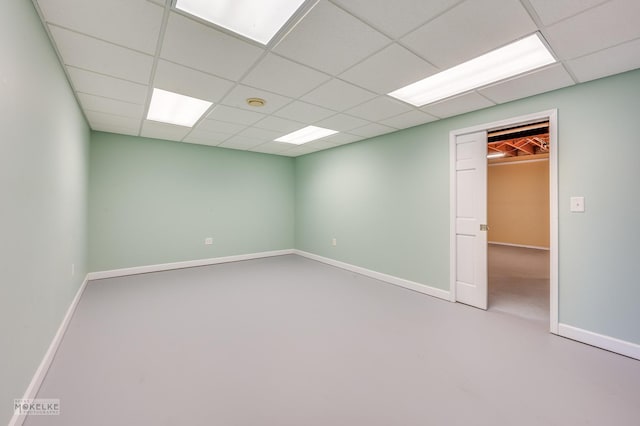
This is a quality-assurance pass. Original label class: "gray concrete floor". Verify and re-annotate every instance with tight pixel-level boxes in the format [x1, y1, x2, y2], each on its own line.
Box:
[488, 244, 550, 323]
[27, 255, 640, 425]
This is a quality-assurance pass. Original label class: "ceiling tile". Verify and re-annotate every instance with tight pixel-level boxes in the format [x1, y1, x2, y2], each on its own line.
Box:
[340, 44, 438, 94]
[77, 93, 144, 119]
[273, 1, 390, 75]
[182, 138, 222, 148]
[253, 116, 305, 133]
[237, 127, 284, 141]
[195, 119, 246, 135]
[479, 64, 575, 104]
[205, 105, 266, 126]
[421, 92, 495, 118]
[401, 0, 536, 69]
[248, 142, 296, 155]
[183, 129, 230, 146]
[89, 123, 138, 136]
[300, 139, 340, 150]
[154, 60, 234, 103]
[380, 110, 438, 129]
[280, 146, 318, 157]
[528, 0, 609, 26]
[301, 79, 377, 111]
[544, 0, 640, 60]
[567, 38, 640, 83]
[221, 84, 293, 114]
[34, 0, 640, 155]
[241, 54, 330, 98]
[313, 114, 370, 132]
[274, 101, 336, 123]
[67, 66, 148, 104]
[161, 12, 264, 81]
[85, 110, 141, 133]
[322, 132, 365, 145]
[346, 96, 412, 121]
[141, 121, 191, 141]
[279, 150, 303, 157]
[350, 123, 396, 138]
[37, 0, 163, 54]
[331, 0, 461, 39]
[283, 139, 339, 156]
[218, 135, 264, 150]
[49, 26, 153, 84]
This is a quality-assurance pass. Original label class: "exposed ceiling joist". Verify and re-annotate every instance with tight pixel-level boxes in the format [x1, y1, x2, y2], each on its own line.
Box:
[487, 123, 549, 160]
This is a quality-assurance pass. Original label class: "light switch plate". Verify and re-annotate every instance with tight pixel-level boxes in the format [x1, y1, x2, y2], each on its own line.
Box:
[570, 196, 585, 212]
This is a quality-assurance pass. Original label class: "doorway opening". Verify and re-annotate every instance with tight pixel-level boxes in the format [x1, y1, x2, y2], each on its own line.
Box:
[487, 121, 550, 324]
[449, 109, 558, 334]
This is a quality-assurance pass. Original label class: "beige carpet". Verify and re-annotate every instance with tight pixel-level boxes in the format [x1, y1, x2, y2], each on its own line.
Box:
[488, 244, 550, 323]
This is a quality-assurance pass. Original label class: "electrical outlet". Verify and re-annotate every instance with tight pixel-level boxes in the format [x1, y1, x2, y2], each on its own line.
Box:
[205, 237, 213, 245]
[332, 237, 337, 247]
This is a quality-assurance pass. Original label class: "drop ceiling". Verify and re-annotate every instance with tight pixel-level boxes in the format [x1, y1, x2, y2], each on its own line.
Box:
[33, 0, 640, 156]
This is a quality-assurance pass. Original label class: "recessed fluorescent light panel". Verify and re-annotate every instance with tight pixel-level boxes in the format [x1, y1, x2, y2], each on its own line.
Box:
[388, 33, 556, 107]
[147, 88, 212, 127]
[275, 126, 338, 145]
[174, 0, 307, 45]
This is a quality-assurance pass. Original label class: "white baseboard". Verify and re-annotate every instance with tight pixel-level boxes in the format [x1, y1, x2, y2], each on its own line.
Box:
[87, 249, 295, 280]
[9, 276, 90, 426]
[488, 241, 550, 251]
[294, 250, 450, 301]
[558, 323, 640, 361]
[10, 249, 294, 425]
[11, 252, 637, 426]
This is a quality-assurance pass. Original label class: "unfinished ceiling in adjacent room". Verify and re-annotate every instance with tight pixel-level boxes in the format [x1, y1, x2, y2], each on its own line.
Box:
[33, 0, 640, 156]
[488, 121, 549, 161]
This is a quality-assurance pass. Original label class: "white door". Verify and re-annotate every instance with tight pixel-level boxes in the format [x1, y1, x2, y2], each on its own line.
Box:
[454, 131, 488, 310]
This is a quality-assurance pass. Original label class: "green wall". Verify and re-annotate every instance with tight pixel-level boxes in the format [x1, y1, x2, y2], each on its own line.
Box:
[295, 124, 450, 287]
[0, 1, 90, 424]
[89, 132, 295, 271]
[296, 69, 640, 345]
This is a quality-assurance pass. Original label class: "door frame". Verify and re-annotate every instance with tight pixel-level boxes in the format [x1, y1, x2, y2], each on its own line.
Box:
[449, 109, 559, 334]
